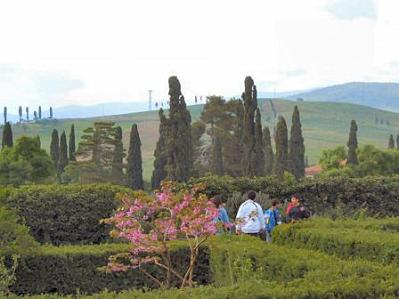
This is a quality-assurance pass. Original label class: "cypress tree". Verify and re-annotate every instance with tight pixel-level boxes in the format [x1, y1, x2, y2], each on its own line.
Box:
[3, 107, 7, 124]
[347, 120, 358, 165]
[152, 109, 168, 189]
[127, 124, 144, 190]
[50, 129, 60, 170]
[50, 107, 53, 119]
[396, 134, 399, 150]
[18, 106, 22, 122]
[165, 76, 192, 182]
[274, 116, 289, 178]
[1, 122, 13, 148]
[112, 126, 124, 183]
[33, 111, 38, 120]
[252, 108, 265, 176]
[69, 124, 76, 161]
[38, 106, 42, 119]
[211, 134, 224, 175]
[388, 134, 395, 149]
[263, 126, 274, 175]
[288, 106, 305, 179]
[26, 107, 29, 121]
[242, 76, 258, 176]
[58, 131, 68, 174]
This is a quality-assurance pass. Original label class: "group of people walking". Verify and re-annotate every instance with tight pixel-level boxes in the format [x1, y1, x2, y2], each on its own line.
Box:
[211, 191, 310, 241]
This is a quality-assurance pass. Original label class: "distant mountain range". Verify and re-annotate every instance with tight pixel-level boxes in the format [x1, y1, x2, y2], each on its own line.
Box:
[288, 82, 399, 112]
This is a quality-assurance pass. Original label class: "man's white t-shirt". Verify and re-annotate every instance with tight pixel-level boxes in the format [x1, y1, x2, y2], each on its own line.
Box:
[235, 199, 265, 233]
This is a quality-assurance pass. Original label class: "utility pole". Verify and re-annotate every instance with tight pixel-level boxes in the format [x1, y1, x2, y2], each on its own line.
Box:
[148, 90, 152, 111]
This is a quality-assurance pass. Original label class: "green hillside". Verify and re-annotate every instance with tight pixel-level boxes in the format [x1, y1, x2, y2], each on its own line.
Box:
[3, 100, 399, 181]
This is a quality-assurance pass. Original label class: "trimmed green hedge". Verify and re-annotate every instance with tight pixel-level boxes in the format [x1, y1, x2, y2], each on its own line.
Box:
[2, 184, 132, 245]
[273, 218, 399, 266]
[189, 175, 399, 218]
[11, 243, 210, 295]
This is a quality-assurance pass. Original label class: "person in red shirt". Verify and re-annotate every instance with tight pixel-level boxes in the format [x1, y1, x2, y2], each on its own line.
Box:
[285, 194, 300, 216]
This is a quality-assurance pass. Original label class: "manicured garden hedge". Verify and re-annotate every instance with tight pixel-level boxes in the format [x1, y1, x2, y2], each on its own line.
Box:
[273, 218, 399, 266]
[11, 243, 210, 295]
[2, 184, 132, 245]
[189, 175, 399, 217]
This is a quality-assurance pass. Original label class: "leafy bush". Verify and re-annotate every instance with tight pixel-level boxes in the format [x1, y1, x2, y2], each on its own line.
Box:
[273, 218, 399, 266]
[3, 184, 132, 245]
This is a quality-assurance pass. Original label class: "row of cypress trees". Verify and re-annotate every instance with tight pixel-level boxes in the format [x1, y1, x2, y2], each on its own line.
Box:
[3, 106, 54, 124]
[50, 125, 76, 176]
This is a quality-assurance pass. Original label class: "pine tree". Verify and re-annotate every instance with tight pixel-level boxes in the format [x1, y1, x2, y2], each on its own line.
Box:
[165, 76, 192, 181]
[58, 131, 68, 174]
[111, 126, 124, 183]
[263, 126, 274, 175]
[38, 106, 42, 119]
[347, 120, 358, 165]
[127, 124, 144, 190]
[3, 107, 7, 124]
[388, 134, 395, 149]
[274, 116, 289, 178]
[152, 109, 168, 189]
[288, 106, 305, 179]
[242, 76, 258, 176]
[26, 107, 29, 121]
[50, 129, 60, 170]
[1, 122, 13, 148]
[50, 107, 53, 119]
[211, 134, 224, 175]
[252, 108, 265, 176]
[18, 106, 23, 122]
[69, 124, 76, 161]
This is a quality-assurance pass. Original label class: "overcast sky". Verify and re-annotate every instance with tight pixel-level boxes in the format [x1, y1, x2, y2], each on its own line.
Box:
[0, 0, 398, 110]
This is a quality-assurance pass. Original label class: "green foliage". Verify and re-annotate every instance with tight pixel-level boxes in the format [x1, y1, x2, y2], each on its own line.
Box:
[0, 205, 39, 256]
[347, 120, 358, 165]
[58, 131, 68, 175]
[3, 184, 130, 245]
[0, 136, 54, 186]
[273, 217, 399, 266]
[263, 126, 274, 175]
[111, 126, 124, 184]
[252, 108, 264, 176]
[0, 255, 18, 296]
[151, 109, 168, 189]
[274, 116, 288, 178]
[211, 135, 224, 176]
[288, 106, 305, 179]
[127, 124, 143, 189]
[388, 134, 395, 149]
[2, 122, 13, 148]
[319, 145, 347, 170]
[68, 124, 76, 161]
[50, 129, 59, 170]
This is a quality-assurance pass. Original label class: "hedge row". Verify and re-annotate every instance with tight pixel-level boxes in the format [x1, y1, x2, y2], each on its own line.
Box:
[189, 175, 399, 218]
[11, 242, 210, 295]
[273, 218, 399, 266]
[1, 184, 132, 245]
[12, 236, 399, 298]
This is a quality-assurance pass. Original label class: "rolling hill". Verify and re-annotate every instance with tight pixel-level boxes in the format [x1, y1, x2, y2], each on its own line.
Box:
[289, 82, 399, 112]
[2, 99, 399, 181]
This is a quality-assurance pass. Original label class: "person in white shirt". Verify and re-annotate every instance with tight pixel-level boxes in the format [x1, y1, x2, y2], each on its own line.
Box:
[235, 191, 265, 237]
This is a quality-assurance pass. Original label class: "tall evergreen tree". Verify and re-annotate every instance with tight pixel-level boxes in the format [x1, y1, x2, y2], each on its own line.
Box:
[347, 120, 358, 165]
[288, 106, 305, 179]
[252, 108, 265, 176]
[69, 124, 76, 161]
[18, 106, 23, 122]
[58, 131, 68, 174]
[111, 126, 124, 183]
[388, 134, 395, 149]
[3, 107, 7, 124]
[165, 76, 192, 181]
[33, 111, 38, 121]
[274, 116, 289, 178]
[263, 126, 274, 175]
[1, 122, 13, 148]
[38, 106, 42, 119]
[396, 134, 399, 150]
[151, 109, 168, 189]
[242, 76, 258, 176]
[50, 129, 60, 170]
[211, 134, 224, 175]
[50, 107, 53, 119]
[25, 107, 29, 121]
[127, 124, 144, 189]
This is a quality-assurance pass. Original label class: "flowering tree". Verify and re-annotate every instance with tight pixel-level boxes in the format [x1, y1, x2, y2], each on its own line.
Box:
[104, 183, 219, 288]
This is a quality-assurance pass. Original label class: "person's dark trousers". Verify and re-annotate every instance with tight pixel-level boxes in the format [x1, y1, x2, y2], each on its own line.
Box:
[245, 232, 260, 238]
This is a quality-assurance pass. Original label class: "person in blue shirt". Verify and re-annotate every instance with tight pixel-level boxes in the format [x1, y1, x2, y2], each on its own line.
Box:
[264, 199, 282, 242]
[210, 195, 232, 234]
